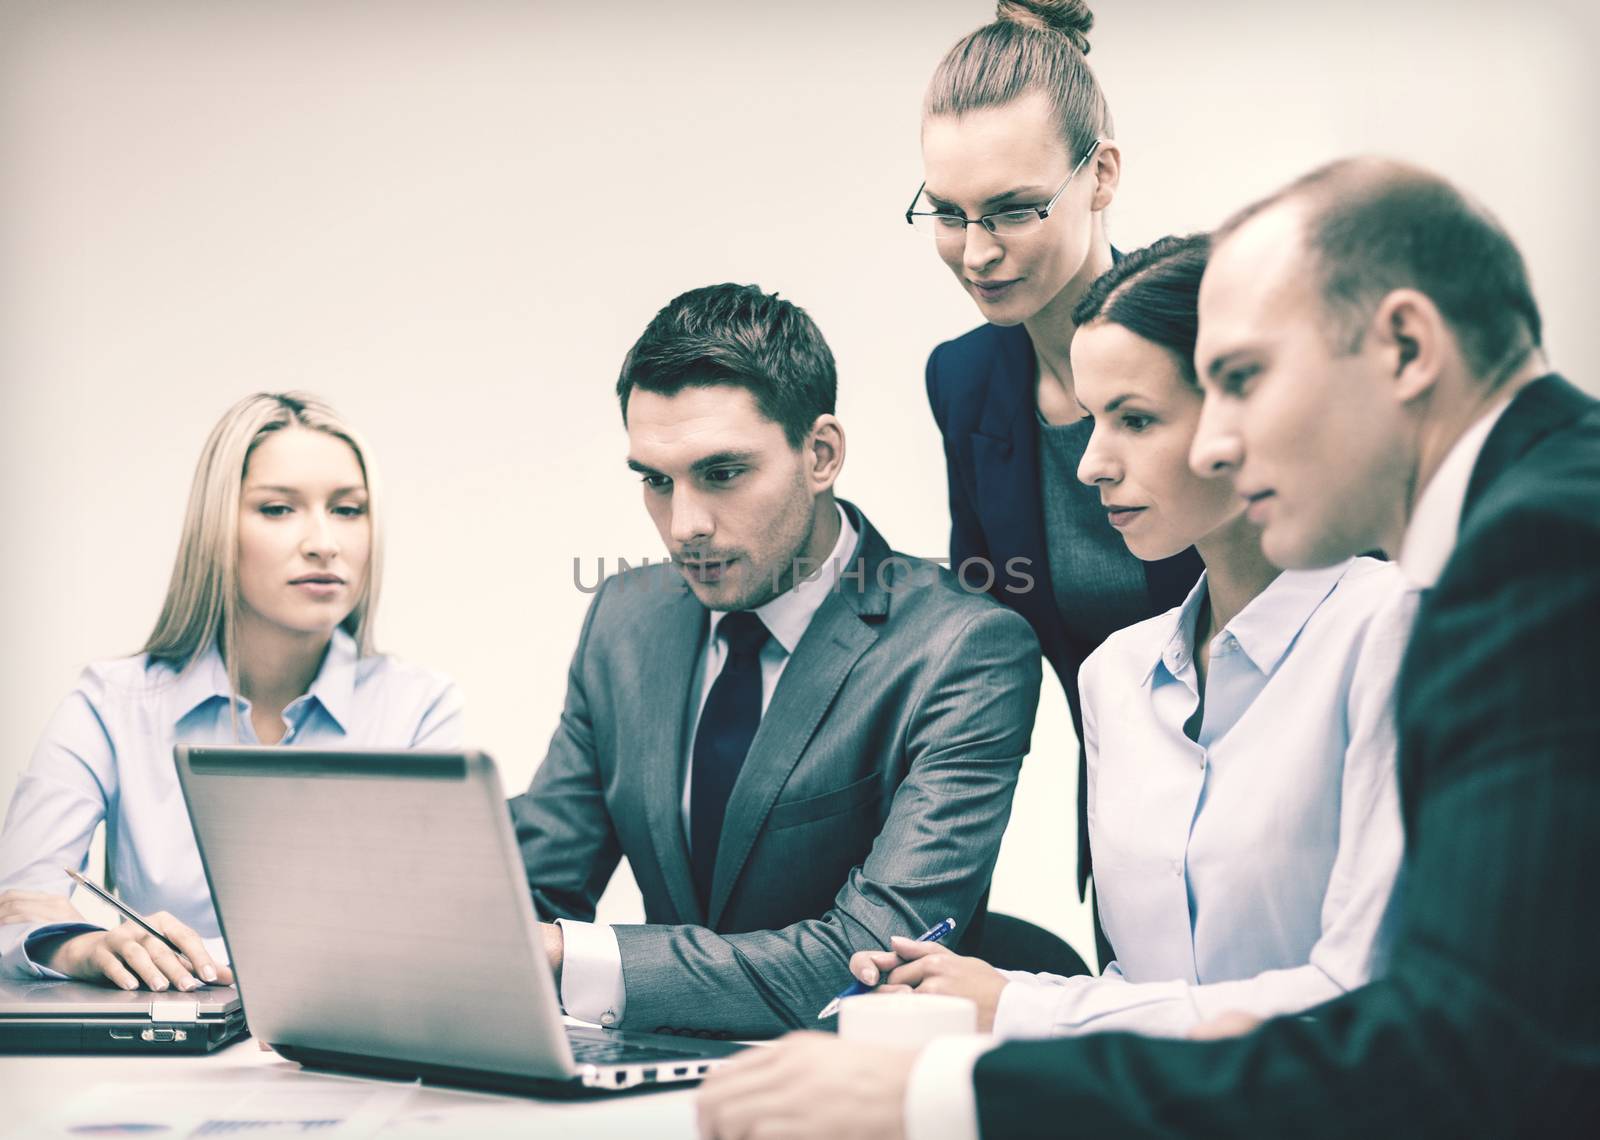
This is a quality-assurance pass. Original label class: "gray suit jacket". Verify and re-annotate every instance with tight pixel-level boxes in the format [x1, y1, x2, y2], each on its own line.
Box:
[509, 501, 1042, 1038]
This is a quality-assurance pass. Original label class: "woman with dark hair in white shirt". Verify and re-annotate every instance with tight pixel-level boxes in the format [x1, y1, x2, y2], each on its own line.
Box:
[848, 234, 1413, 1039]
[0, 392, 461, 991]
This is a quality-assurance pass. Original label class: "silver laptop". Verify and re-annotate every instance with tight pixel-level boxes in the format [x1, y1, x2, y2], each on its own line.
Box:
[0, 976, 246, 1054]
[173, 745, 743, 1095]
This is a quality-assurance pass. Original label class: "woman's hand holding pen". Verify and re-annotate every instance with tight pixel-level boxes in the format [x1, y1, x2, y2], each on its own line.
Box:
[44, 913, 233, 993]
[0, 889, 224, 992]
[847, 937, 1008, 1032]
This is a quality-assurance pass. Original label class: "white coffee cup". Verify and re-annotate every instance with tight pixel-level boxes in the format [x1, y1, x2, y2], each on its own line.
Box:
[836, 992, 978, 1047]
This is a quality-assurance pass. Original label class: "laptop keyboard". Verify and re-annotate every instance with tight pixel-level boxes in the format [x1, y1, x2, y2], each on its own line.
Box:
[567, 1038, 701, 1065]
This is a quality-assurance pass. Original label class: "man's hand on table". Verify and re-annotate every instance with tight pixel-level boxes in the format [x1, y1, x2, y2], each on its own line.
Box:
[698, 1031, 916, 1140]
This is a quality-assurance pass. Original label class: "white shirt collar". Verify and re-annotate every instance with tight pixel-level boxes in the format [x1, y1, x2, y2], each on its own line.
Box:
[708, 503, 858, 655]
[1397, 398, 1513, 588]
[169, 627, 360, 726]
[1144, 560, 1351, 685]
[169, 640, 233, 721]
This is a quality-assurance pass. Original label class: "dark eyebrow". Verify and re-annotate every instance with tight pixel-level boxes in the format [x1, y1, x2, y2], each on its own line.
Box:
[925, 185, 1053, 212]
[982, 186, 1052, 208]
[1205, 349, 1258, 381]
[690, 450, 757, 474]
[626, 451, 757, 478]
[1103, 394, 1142, 414]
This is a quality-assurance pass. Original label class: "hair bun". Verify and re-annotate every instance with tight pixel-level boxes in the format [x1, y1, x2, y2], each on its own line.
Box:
[995, 0, 1093, 53]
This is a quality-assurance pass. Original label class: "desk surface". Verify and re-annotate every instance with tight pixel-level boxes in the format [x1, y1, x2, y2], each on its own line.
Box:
[4, 1036, 703, 1138]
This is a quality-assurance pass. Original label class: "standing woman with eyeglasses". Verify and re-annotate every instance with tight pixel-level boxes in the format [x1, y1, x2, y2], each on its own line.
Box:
[913, 1, 1202, 952]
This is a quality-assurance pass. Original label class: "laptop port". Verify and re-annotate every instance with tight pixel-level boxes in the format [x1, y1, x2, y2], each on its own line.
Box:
[109, 1030, 134, 1040]
[674, 1066, 689, 1076]
[141, 1028, 177, 1042]
[615, 1071, 626, 1085]
[640, 1068, 657, 1082]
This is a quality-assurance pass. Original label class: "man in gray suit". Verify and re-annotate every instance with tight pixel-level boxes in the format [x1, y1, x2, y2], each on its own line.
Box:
[509, 283, 1042, 1040]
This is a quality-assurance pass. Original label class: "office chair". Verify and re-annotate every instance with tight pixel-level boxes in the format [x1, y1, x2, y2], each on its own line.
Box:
[977, 912, 1093, 977]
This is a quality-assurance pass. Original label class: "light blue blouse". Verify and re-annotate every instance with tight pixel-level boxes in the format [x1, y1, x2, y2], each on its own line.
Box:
[0, 629, 462, 977]
[995, 557, 1415, 1038]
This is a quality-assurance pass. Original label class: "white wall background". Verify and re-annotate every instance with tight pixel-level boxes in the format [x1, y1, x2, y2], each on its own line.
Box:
[2, 0, 1596, 960]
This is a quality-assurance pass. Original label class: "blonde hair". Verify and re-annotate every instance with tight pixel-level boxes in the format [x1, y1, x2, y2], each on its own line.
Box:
[925, 1, 1112, 159]
[143, 392, 384, 690]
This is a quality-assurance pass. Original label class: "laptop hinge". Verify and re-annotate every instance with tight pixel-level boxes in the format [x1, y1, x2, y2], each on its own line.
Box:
[150, 1001, 200, 1023]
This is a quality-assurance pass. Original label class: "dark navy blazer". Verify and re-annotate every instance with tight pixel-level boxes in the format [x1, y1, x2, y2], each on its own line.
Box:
[925, 321, 1204, 898]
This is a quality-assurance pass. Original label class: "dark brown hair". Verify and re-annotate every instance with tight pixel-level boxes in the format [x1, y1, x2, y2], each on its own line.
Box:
[925, 1, 1111, 160]
[1073, 234, 1210, 384]
[616, 283, 837, 448]
[1217, 158, 1542, 384]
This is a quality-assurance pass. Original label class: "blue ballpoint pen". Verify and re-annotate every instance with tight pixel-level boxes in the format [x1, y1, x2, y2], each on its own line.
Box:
[817, 917, 956, 1019]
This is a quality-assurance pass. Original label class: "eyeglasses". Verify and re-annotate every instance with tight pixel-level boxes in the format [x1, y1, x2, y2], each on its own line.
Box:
[904, 139, 1105, 243]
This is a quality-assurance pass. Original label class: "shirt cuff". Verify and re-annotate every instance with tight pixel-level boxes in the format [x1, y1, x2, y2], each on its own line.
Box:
[4, 922, 103, 979]
[904, 1034, 995, 1140]
[992, 975, 1072, 1040]
[556, 919, 626, 1027]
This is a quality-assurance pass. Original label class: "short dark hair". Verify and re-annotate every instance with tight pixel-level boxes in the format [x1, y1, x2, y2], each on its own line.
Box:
[616, 283, 837, 447]
[1217, 158, 1542, 384]
[1072, 233, 1210, 384]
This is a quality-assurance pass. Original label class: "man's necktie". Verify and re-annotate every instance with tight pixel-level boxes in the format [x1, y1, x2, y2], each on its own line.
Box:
[689, 610, 770, 913]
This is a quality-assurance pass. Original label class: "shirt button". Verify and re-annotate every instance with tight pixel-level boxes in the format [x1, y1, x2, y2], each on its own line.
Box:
[600, 1011, 617, 1027]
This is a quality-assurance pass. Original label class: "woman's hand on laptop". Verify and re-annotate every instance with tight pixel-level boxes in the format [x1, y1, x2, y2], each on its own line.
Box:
[43, 913, 234, 992]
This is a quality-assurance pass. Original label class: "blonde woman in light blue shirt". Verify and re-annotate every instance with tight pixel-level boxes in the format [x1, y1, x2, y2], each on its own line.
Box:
[849, 234, 1411, 1040]
[0, 393, 462, 991]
